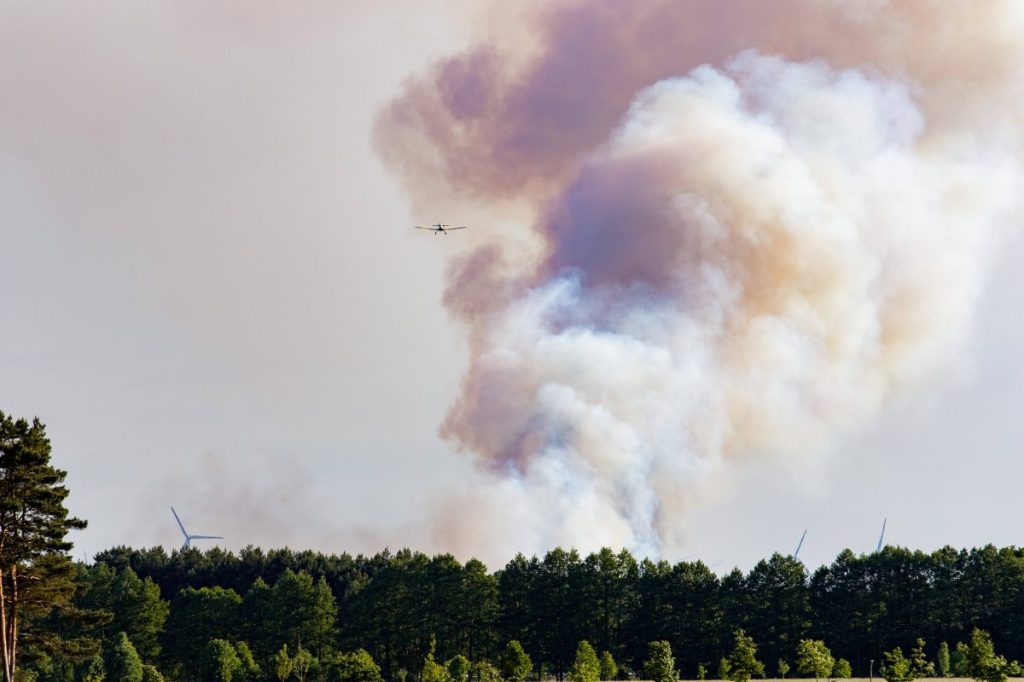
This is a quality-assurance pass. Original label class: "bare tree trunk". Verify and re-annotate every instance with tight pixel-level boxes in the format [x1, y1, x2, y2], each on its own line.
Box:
[8, 564, 16, 682]
[0, 565, 11, 682]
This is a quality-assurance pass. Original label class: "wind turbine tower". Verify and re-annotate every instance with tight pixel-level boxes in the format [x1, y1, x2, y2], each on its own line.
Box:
[876, 518, 887, 553]
[793, 529, 808, 559]
[171, 507, 223, 551]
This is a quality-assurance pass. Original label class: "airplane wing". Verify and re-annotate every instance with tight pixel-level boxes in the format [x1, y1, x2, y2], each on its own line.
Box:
[413, 225, 436, 230]
[170, 507, 188, 537]
[446, 226, 469, 230]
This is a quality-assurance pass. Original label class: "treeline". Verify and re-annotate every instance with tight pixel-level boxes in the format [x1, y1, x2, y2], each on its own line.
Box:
[42, 542, 1023, 682]
[6, 411, 1024, 682]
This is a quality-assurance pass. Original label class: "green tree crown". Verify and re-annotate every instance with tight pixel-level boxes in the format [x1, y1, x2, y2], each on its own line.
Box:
[599, 651, 618, 681]
[643, 640, 678, 682]
[726, 629, 765, 682]
[500, 640, 532, 682]
[105, 631, 143, 682]
[569, 641, 600, 682]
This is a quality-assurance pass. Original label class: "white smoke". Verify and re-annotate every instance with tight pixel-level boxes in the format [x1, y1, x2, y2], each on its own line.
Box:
[432, 52, 1022, 559]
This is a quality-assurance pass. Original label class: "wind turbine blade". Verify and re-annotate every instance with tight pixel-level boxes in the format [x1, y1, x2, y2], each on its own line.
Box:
[794, 529, 807, 558]
[189, 535, 223, 540]
[170, 507, 188, 538]
[876, 518, 887, 553]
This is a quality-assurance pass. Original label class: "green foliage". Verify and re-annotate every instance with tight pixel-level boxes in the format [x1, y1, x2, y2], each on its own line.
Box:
[740, 555, 811, 670]
[105, 631, 143, 682]
[423, 638, 452, 682]
[599, 651, 618, 681]
[697, 663, 707, 681]
[141, 664, 165, 682]
[83, 654, 106, 682]
[776, 659, 790, 679]
[883, 647, 914, 682]
[909, 639, 935, 678]
[292, 645, 316, 682]
[328, 649, 385, 682]
[726, 629, 764, 682]
[200, 639, 242, 682]
[963, 628, 1011, 682]
[643, 641, 677, 682]
[796, 640, 834, 680]
[500, 640, 532, 682]
[448, 654, 472, 682]
[471, 660, 502, 682]
[0, 413, 90, 681]
[569, 641, 600, 682]
[717, 658, 731, 681]
[163, 586, 242, 679]
[79, 564, 168, 661]
[273, 644, 293, 682]
[233, 641, 261, 682]
[833, 659, 851, 679]
[938, 642, 951, 678]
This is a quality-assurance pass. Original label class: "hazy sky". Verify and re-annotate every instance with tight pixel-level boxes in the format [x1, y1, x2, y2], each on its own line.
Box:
[2, 2, 1022, 572]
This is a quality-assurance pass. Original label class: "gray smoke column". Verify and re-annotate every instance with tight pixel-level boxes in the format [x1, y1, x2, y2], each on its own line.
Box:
[376, 1, 1024, 559]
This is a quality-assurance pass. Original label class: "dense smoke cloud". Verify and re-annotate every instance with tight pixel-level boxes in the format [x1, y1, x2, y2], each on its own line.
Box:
[376, 1, 1024, 559]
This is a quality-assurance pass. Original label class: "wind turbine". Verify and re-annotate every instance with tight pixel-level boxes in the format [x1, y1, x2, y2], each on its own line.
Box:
[171, 507, 223, 551]
[793, 529, 808, 559]
[875, 518, 887, 553]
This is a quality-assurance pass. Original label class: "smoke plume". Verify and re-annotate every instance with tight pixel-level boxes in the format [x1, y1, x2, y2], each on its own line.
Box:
[376, 1, 1024, 559]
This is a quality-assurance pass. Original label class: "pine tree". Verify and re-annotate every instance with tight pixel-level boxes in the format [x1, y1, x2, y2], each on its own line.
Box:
[909, 639, 935, 678]
[82, 654, 106, 682]
[0, 413, 88, 681]
[643, 641, 677, 682]
[105, 631, 143, 682]
[448, 654, 472, 682]
[202, 639, 244, 682]
[273, 644, 293, 682]
[234, 640, 261, 682]
[500, 640, 532, 682]
[141, 664, 165, 682]
[569, 641, 600, 682]
[423, 638, 452, 682]
[938, 642, 951, 678]
[599, 651, 618, 681]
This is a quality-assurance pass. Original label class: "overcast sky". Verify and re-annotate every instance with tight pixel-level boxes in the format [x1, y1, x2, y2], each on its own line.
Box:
[2, 2, 1022, 573]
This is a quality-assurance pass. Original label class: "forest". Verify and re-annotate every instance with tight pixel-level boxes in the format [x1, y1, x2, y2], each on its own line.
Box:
[4, 411, 1024, 682]
[72, 542, 1024, 682]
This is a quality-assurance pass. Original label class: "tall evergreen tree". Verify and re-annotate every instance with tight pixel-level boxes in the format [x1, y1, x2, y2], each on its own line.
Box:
[643, 641, 677, 682]
[78, 564, 168, 661]
[569, 641, 600, 682]
[0, 412, 89, 681]
[200, 639, 242, 682]
[499, 640, 532, 682]
[105, 631, 143, 682]
[599, 651, 618, 681]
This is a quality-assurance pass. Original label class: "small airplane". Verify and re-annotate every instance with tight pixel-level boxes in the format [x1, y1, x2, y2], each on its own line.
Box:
[414, 222, 469, 236]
